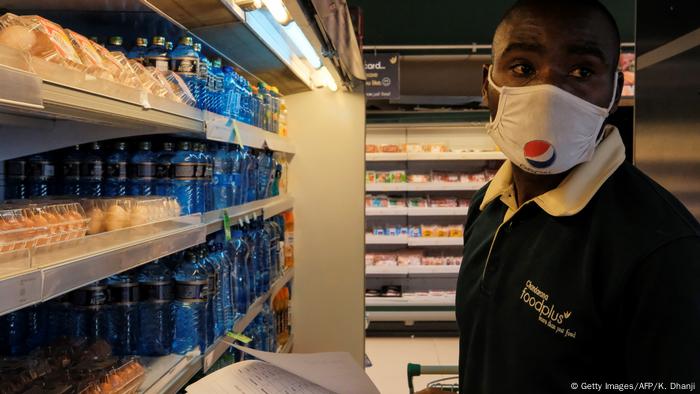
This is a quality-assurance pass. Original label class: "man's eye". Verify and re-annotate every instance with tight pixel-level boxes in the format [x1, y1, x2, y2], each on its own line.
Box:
[570, 67, 593, 79]
[510, 64, 534, 77]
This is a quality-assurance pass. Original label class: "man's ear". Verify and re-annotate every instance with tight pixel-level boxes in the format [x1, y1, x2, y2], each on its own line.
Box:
[481, 64, 490, 107]
[608, 71, 624, 114]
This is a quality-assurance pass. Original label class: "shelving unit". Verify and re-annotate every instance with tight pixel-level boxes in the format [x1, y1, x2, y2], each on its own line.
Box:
[365, 265, 460, 276]
[364, 235, 463, 246]
[366, 151, 505, 161]
[366, 207, 468, 216]
[366, 182, 485, 192]
[365, 294, 456, 323]
[141, 268, 295, 393]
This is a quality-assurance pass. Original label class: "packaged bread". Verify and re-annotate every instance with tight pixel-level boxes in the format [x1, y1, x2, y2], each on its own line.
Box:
[129, 59, 169, 97]
[164, 70, 196, 106]
[64, 29, 115, 81]
[0, 13, 85, 71]
[92, 45, 141, 88]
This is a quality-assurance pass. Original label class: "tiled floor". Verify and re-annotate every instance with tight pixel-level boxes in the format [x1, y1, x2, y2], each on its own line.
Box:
[365, 337, 459, 394]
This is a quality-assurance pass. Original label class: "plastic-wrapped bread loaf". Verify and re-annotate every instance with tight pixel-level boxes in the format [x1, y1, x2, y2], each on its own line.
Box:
[65, 29, 116, 81]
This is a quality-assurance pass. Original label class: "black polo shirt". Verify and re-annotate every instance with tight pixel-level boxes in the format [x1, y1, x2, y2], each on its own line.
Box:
[457, 128, 700, 393]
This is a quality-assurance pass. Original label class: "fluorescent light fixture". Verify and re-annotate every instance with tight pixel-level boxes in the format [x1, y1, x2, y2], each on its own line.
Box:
[315, 66, 338, 91]
[283, 21, 322, 69]
[262, 0, 292, 25]
[246, 9, 292, 60]
[235, 0, 262, 11]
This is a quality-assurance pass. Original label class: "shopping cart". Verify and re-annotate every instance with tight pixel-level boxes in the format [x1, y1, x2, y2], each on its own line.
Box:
[407, 363, 459, 393]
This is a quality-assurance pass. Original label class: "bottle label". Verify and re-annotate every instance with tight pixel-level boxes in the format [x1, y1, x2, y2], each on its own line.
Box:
[175, 280, 208, 302]
[129, 162, 156, 179]
[71, 286, 107, 307]
[155, 163, 173, 179]
[208, 273, 217, 295]
[80, 161, 103, 179]
[140, 281, 174, 302]
[63, 160, 80, 179]
[144, 56, 169, 72]
[105, 161, 127, 179]
[28, 161, 55, 178]
[108, 283, 140, 304]
[6, 161, 26, 179]
[174, 163, 198, 180]
[172, 57, 200, 75]
[204, 164, 213, 178]
[199, 63, 209, 80]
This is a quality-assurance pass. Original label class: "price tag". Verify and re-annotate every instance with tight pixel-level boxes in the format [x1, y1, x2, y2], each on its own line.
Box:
[227, 331, 252, 344]
[223, 211, 232, 241]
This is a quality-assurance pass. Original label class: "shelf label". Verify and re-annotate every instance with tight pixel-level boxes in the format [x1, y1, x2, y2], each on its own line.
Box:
[223, 211, 232, 241]
[227, 331, 252, 344]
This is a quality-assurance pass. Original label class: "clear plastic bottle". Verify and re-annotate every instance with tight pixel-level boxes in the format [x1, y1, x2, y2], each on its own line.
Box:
[127, 37, 149, 64]
[62, 145, 81, 196]
[207, 243, 226, 338]
[246, 223, 262, 299]
[172, 250, 208, 354]
[196, 246, 217, 348]
[222, 66, 239, 119]
[257, 150, 275, 199]
[106, 36, 126, 54]
[229, 145, 244, 206]
[155, 141, 176, 197]
[128, 141, 156, 196]
[257, 218, 271, 294]
[193, 42, 210, 110]
[69, 281, 109, 341]
[171, 37, 200, 108]
[104, 141, 129, 197]
[106, 271, 140, 355]
[27, 153, 55, 197]
[216, 241, 234, 332]
[191, 143, 206, 213]
[229, 229, 250, 321]
[208, 58, 225, 114]
[144, 36, 170, 72]
[79, 142, 104, 197]
[137, 259, 173, 356]
[212, 143, 232, 209]
[5, 157, 28, 199]
[172, 141, 198, 215]
[0, 310, 26, 356]
[244, 148, 259, 203]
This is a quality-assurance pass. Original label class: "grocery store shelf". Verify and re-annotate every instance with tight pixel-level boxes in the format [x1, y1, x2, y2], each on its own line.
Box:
[365, 234, 409, 245]
[365, 265, 460, 276]
[205, 112, 295, 155]
[408, 237, 463, 247]
[366, 151, 505, 161]
[366, 294, 455, 307]
[365, 294, 456, 322]
[366, 207, 468, 216]
[203, 195, 294, 235]
[365, 310, 456, 323]
[366, 182, 486, 192]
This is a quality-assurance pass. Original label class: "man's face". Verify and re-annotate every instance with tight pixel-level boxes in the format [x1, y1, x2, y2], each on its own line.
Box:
[482, 5, 623, 118]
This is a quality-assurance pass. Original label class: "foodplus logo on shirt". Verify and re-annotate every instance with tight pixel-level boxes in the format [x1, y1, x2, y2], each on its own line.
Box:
[520, 280, 577, 338]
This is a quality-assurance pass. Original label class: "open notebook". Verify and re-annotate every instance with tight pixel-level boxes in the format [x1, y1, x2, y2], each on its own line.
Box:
[185, 344, 380, 394]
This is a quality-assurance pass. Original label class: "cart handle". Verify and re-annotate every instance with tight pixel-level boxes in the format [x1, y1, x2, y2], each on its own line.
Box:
[408, 363, 459, 393]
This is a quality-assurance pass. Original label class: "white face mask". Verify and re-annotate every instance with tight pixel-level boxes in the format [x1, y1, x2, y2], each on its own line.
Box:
[485, 66, 618, 175]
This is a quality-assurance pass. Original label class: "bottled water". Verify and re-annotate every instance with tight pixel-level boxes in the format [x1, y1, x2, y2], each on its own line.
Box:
[197, 246, 217, 347]
[265, 220, 280, 283]
[257, 150, 274, 199]
[126, 37, 148, 64]
[208, 58, 225, 114]
[172, 250, 208, 354]
[105, 36, 126, 54]
[62, 145, 81, 196]
[171, 37, 200, 108]
[230, 229, 250, 321]
[0, 310, 26, 356]
[202, 144, 214, 212]
[46, 296, 70, 342]
[193, 43, 209, 110]
[172, 141, 198, 215]
[128, 141, 156, 196]
[212, 143, 232, 209]
[79, 142, 104, 197]
[165, 41, 174, 56]
[5, 157, 28, 199]
[191, 143, 205, 213]
[106, 271, 140, 355]
[246, 224, 262, 298]
[27, 153, 55, 197]
[25, 304, 47, 351]
[137, 259, 173, 356]
[241, 148, 257, 203]
[143, 36, 170, 72]
[69, 281, 109, 340]
[222, 66, 239, 118]
[259, 219, 272, 294]
[229, 145, 244, 205]
[207, 243, 226, 338]
[104, 141, 129, 197]
[216, 242, 234, 331]
[155, 141, 175, 197]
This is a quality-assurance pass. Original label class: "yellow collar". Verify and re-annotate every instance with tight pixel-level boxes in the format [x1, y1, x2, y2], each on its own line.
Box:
[480, 125, 626, 217]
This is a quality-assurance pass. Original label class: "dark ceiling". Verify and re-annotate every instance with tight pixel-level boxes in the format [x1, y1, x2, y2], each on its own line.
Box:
[348, 0, 635, 47]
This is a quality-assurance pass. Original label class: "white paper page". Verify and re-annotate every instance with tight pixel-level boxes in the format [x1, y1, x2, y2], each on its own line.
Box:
[233, 344, 381, 394]
[185, 360, 332, 394]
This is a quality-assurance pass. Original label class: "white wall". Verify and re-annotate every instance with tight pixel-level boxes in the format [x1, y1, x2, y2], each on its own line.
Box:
[286, 89, 366, 365]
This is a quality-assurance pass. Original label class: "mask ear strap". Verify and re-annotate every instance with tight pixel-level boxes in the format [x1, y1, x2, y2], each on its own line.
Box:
[606, 71, 620, 111]
[487, 65, 503, 93]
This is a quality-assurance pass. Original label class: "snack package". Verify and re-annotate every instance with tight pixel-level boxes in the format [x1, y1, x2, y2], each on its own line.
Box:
[389, 170, 406, 183]
[129, 60, 169, 97]
[421, 224, 437, 237]
[449, 225, 464, 238]
[365, 171, 376, 183]
[387, 196, 406, 207]
[376, 171, 390, 183]
[379, 144, 402, 153]
[407, 197, 428, 208]
[0, 202, 88, 251]
[164, 70, 196, 106]
[365, 144, 378, 153]
[92, 45, 142, 88]
[458, 199, 471, 208]
[404, 143, 422, 153]
[407, 174, 430, 183]
[409, 225, 422, 238]
[0, 13, 85, 71]
[64, 29, 115, 81]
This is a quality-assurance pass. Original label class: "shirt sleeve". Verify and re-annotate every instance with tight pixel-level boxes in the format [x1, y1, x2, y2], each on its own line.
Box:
[624, 236, 700, 382]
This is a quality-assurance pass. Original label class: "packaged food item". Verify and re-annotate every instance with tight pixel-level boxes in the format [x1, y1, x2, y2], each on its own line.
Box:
[422, 143, 448, 153]
[409, 225, 422, 238]
[421, 224, 437, 237]
[79, 197, 180, 235]
[458, 199, 471, 207]
[387, 226, 398, 236]
[435, 226, 449, 237]
[365, 171, 376, 183]
[407, 174, 430, 183]
[65, 29, 115, 81]
[397, 250, 423, 266]
[387, 196, 406, 207]
[376, 171, 390, 183]
[389, 170, 406, 183]
[0, 202, 88, 250]
[404, 143, 422, 153]
[449, 225, 464, 238]
[92, 46, 142, 88]
[129, 60, 169, 97]
[379, 144, 402, 153]
[365, 144, 379, 153]
[431, 171, 460, 183]
[430, 197, 458, 208]
[0, 13, 85, 71]
[407, 197, 428, 208]
[164, 70, 196, 106]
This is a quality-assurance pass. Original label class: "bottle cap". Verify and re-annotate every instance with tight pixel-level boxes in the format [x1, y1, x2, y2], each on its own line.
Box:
[213, 58, 222, 67]
[178, 141, 191, 151]
[109, 36, 123, 46]
[179, 36, 194, 46]
[152, 36, 166, 46]
[136, 37, 148, 47]
[193, 42, 202, 52]
[165, 41, 173, 50]
[91, 142, 101, 150]
[162, 142, 174, 151]
[115, 141, 127, 151]
[139, 141, 152, 150]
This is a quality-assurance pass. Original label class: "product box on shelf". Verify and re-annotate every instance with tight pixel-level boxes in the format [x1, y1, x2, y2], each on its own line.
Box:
[0, 201, 88, 252]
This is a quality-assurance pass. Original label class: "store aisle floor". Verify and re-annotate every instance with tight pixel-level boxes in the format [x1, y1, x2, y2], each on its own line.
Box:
[365, 337, 459, 394]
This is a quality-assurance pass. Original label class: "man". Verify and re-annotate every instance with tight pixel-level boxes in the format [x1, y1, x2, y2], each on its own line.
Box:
[421, 1, 700, 393]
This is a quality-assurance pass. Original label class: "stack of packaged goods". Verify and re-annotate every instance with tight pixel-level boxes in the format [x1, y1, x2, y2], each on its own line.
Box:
[0, 202, 88, 252]
[365, 142, 501, 154]
[4, 139, 288, 217]
[365, 195, 470, 209]
[366, 224, 463, 239]
[365, 251, 463, 267]
[0, 213, 293, 384]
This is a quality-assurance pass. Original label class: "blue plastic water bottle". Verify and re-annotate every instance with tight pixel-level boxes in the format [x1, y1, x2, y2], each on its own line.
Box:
[203, 144, 214, 212]
[216, 241, 234, 331]
[106, 271, 140, 355]
[144, 36, 170, 72]
[104, 141, 129, 197]
[25, 304, 47, 351]
[105, 36, 127, 54]
[193, 42, 209, 110]
[69, 281, 109, 340]
[207, 243, 226, 338]
[0, 310, 26, 356]
[155, 142, 176, 197]
[5, 157, 28, 199]
[137, 259, 173, 356]
[171, 37, 200, 107]
[229, 145, 243, 205]
[27, 153, 55, 197]
[172, 250, 208, 354]
[126, 37, 149, 64]
[212, 143, 232, 209]
[222, 66, 239, 118]
[196, 246, 217, 348]
[172, 141, 198, 215]
[265, 220, 279, 283]
[46, 296, 70, 342]
[128, 141, 156, 196]
[62, 145, 81, 196]
[258, 218, 271, 294]
[230, 229, 250, 321]
[208, 58, 225, 114]
[79, 142, 104, 197]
